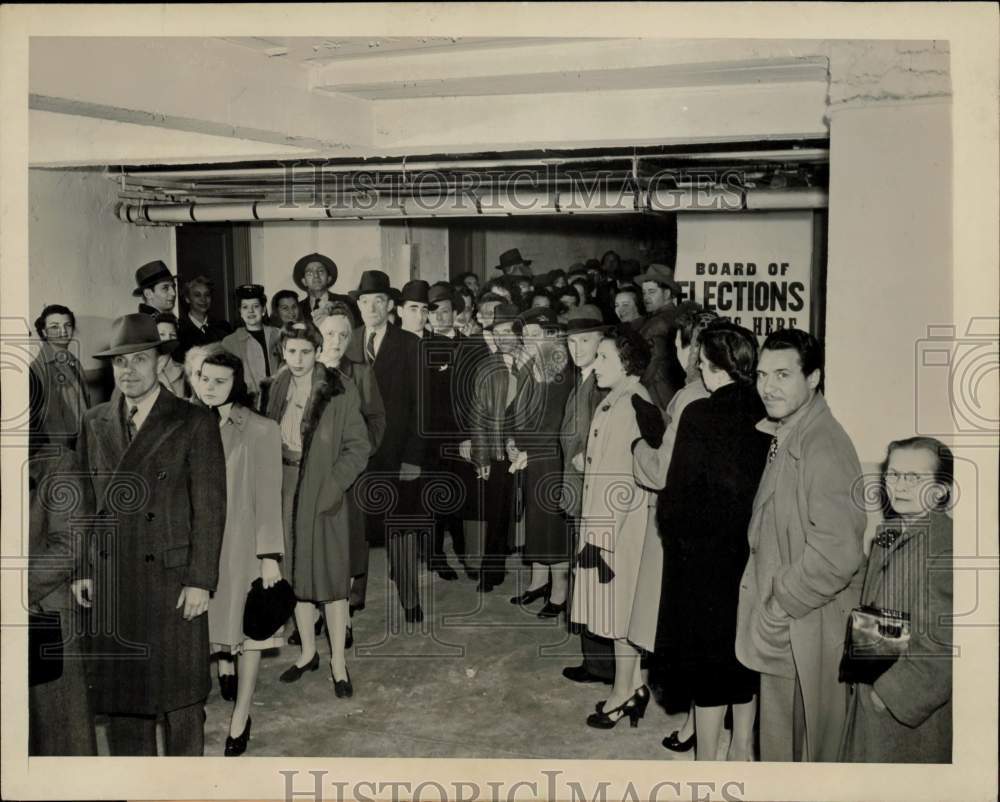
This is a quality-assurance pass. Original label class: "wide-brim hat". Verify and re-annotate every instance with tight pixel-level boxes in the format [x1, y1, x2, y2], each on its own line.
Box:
[428, 284, 456, 311]
[94, 313, 179, 358]
[293, 253, 338, 292]
[495, 248, 533, 275]
[635, 263, 681, 294]
[399, 279, 430, 305]
[131, 260, 175, 297]
[350, 269, 394, 299]
[564, 304, 611, 335]
[518, 306, 564, 330]
[487, 302, 522, 331]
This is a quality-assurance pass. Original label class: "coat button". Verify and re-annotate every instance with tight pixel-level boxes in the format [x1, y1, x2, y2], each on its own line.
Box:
[145, 512, 155, 521]
[586, 457, 592, 464]
[157, 471, 167, 480]
[145, 554, 155, 563]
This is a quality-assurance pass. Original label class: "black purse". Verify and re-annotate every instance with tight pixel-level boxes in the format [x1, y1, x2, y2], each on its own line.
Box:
[838, 604, 911, 685]
[242, 578, 297, 641]
[29, 610, 64, 687]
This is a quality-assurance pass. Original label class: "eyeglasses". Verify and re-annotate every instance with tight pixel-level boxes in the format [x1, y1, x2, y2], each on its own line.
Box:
[885, 471, 932, 486]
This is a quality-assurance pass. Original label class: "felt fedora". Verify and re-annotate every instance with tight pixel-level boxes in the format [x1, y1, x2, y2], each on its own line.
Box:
[350, 270, 394, 299]
[487, 302, 522, 331]
[518, 306, 564, 330]
[428, 284, 456, 311]
[94, 313, 179, 359]
[635, 263, 681, 294]
[564, 304, 611, 335]
[293, 253, 338, 292]
[495, 248, 533, 276]
[131, 260, 175, 297]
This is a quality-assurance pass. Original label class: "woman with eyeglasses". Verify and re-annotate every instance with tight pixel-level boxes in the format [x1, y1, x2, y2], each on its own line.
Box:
[29, 305, 92, 457]
[839, 436, 954, 763]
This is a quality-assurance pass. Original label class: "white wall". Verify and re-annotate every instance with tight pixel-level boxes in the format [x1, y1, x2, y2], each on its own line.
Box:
[28, 168, 173, 387]
[825, 100, 952, 463]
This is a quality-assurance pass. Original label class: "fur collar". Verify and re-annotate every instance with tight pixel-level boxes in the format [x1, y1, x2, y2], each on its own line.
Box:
[301, 362, 344, 447]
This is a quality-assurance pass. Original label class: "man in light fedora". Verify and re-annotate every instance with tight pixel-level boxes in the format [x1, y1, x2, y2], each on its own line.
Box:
[293, 252, 359, 326]
[346, 270, 426, 621]
[495, 248, 533, 279]
[71, 313, 226, 755]
[133, 260, 177, 317]
[635, 263, 686, 410]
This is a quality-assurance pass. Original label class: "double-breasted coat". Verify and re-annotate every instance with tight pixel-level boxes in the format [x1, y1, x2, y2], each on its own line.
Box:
[266, 364, 371, 602]
[839, 511, 953, 763]
[654, 383, 770, 699]
[221, 326, 283, 409]
[76, 388, 226, 715]
[570, 375, 651, 644]
[735, 392, 866, 761]
[207, 404, 284, 649]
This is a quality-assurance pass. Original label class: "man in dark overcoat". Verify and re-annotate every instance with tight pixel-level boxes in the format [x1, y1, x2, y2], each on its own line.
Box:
[72, 313, 225, 755]
[347, 270, 425, 621]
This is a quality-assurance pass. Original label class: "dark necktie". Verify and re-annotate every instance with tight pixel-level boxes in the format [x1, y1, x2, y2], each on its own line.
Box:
[125, 404, 138, 442]
[767, 435, 779, 464]
[366, 331, 377, 365]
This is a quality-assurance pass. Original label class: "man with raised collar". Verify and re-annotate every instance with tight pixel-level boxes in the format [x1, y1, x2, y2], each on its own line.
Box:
[133, 260, 177, 317]
[558, 304, 615, 686]
[71, 313, 225, 755]
[347, 270, 425, 621]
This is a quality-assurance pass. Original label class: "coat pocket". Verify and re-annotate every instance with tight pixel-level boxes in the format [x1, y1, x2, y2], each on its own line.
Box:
[162, 544, 192, 569]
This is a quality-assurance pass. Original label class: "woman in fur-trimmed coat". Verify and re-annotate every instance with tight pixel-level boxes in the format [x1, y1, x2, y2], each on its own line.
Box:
[265, 322, 370, 691]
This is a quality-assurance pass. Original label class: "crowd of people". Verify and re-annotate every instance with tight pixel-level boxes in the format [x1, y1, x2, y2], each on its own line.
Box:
[27, 246, 953, 763]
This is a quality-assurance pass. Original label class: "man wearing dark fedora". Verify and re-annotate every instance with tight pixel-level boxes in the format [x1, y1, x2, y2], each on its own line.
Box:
[133, 260, 177, 317]
[346, 270, 426, 621]
[293, 252, 359, 326]
[635, 263, 686, 410]
[559, 304, 615, 686]
[495, 248, 533, 279]
[70, 313, 225, 755]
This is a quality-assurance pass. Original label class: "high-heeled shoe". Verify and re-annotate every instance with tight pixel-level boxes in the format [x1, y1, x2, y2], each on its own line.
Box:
[224, 717, 252, 756]
[537, 600, 566, 619]
[332, 665, 353, 698]
[279, 652, 319, 683]
[661, 729, 696, 752]
[588, 686, 650, 729]
[509, 582, 550, 606]
[218, 672, 238, 702]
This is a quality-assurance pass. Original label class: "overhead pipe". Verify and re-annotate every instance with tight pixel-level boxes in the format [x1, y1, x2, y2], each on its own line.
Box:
[117, 186, 828, 225]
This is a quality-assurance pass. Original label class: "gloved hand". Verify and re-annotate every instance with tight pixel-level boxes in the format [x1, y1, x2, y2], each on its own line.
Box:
[631, 393, 666, 449]
[577, 543, 615, 584]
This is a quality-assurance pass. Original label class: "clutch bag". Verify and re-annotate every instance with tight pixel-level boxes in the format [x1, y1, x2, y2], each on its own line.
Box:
[838, 604, 911, 685]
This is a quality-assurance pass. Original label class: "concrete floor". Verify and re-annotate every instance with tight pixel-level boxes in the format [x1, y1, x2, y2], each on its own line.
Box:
[195, 545, 711, 761]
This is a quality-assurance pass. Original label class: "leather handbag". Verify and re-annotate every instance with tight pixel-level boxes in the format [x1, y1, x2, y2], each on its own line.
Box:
[29, 609, 64, 687]
[838, 604, 911, 685]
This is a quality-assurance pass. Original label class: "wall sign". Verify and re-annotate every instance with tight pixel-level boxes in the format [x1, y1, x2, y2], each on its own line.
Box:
[674, 211, 814, 337]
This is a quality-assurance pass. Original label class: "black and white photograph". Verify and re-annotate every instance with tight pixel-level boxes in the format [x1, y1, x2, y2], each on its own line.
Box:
[1, 4, 997, 802]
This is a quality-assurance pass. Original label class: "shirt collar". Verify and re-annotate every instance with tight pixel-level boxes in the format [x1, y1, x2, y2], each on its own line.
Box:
[580, 363, 596, 382]
[189, 311, 208, 329]
[124, 384, 161, 431]
[755, 391, 819, 444]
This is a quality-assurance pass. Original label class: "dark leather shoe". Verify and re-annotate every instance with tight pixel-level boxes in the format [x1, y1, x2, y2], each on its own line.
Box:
[224, 717, 251, 757]
[404, 604, 424, 623]
[279, 652, 319, 683]
[349, 603, 365, 617]
[662, 729, 696, 752]
[562, 664, 612, 685]
[218, 673, 238, 702]
[537, 600, 566, 619]
[476, 578, 495, 593]
[332, 667, 353, 699]
[433, 564, 459, 581]
[509, 582, 550, 606]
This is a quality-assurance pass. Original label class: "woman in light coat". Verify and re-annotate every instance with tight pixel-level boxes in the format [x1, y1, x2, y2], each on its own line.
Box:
[222, 284, 283, 411]
[570, 325, 653, 730]
[197, 350, 283, 757]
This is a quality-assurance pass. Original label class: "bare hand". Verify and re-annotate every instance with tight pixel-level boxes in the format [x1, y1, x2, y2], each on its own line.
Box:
[571, 452, 585, 472]
[508, 451, 528, 473]
[260, 558, 281, 589]
[459, 440, 473, 462]
[399, 462, 422, 482]
[505, 439, 520, 462]
[870, 688, 887, 712]
[71, 578, 93, 609]
[176, 586, 210, 620]
[476, 464, 491, 481]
